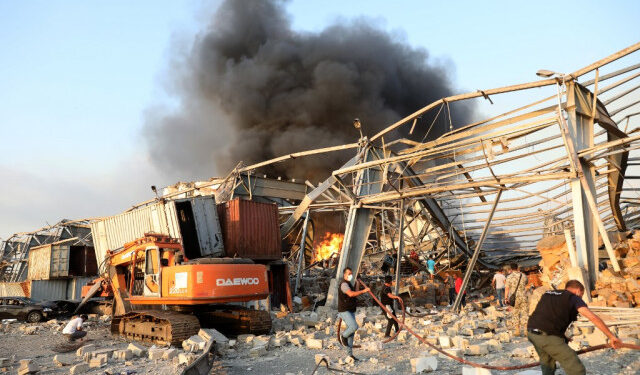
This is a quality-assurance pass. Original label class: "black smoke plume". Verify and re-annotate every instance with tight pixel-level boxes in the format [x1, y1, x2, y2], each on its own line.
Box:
[145, 0, 473, 181]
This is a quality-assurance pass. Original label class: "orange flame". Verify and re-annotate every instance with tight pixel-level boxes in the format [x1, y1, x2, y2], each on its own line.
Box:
[314, 232, 344, 262]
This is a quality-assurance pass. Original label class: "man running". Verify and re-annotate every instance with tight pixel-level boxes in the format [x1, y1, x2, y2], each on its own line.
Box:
[338, 267, 370, 361]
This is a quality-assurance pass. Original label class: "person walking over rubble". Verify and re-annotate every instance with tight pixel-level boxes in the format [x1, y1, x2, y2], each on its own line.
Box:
[338, 267, 370, 361]
[505, 263, 528, 336]
[445, 272, 456, 305]
[527, 280, 622, 375]
[427, 255, 436, 280]
[454, 274, 466, 307]
[62, 314, 88, 342]
[492, 269, 506, 307]
[379, 275, 399, 337]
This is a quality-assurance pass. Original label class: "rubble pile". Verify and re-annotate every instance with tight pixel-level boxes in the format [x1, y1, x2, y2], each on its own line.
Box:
[0, 315, 225, 374]
[1, 301, 639, 374]
[536, 232, 640, 308]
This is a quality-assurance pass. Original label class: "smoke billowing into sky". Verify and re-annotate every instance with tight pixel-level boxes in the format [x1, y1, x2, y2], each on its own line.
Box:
[145, 0, 473, 181]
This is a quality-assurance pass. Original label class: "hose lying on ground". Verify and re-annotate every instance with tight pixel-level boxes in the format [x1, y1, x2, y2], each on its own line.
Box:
[332, 279, 640, 372]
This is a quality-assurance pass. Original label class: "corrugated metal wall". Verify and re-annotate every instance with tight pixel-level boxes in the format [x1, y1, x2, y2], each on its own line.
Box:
[66, 277, 93, 300]
[28, 277, 94, 301]
[91, 201, 181, 268]
[30, 280, 68, 301]
[91, 196, 224, 266]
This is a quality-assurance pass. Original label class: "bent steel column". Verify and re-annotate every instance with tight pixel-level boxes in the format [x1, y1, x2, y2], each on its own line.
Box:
[452, 189, 502, 312]
[326, 146, 384, 307]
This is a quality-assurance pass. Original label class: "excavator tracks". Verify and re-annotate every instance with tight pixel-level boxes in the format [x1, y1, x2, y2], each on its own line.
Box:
[111, 310, 200, 347]
[197, 308, 272, 336]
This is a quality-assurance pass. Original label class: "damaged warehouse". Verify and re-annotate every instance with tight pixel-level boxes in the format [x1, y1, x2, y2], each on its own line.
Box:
[2, 42, 640, 375]
[1, 2, 640, 374]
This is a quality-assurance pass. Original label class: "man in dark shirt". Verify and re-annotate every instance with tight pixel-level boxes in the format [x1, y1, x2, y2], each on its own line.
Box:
[338, 267, 370, 361]
[527, 280, 622, 375]
[379, 275, 399, 337]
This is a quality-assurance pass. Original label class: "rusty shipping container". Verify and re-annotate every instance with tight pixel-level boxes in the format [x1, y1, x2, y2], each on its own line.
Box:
[217, 199, 281, 260]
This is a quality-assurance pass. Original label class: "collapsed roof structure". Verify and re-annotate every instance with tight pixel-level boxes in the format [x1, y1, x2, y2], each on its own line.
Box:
[211, 42, 640, 307]
[0, 220, 93, 282]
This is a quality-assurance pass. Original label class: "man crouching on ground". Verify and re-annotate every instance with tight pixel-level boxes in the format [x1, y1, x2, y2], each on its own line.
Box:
[338, 267, 370, 362]
[527, 280, 622, 375]
[62, 314, 88, 342]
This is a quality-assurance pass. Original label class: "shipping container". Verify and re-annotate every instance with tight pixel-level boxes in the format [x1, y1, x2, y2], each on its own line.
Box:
[217, 199, 281, 260]
[91, 196, 224, 266]
[27, 239, 97, 280]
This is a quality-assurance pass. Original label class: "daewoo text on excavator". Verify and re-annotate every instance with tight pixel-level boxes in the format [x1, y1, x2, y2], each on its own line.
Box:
[78, 233, 271, 346]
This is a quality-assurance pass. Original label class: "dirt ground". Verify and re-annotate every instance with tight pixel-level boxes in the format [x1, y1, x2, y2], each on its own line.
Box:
[1, 310, 639, 375]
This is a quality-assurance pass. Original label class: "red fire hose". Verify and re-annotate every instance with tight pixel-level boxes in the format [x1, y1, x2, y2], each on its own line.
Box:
[333, 279, 640, 371]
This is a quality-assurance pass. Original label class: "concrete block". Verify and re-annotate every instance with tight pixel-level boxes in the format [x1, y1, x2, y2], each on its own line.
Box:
[127, 342, 147, 357]
[497, 332, 511, 343]
[148, 348, 164, 360]
[249, 345, 267, 358]
[306, 338, 323, 349]
[113, 349, 133, 361]
[237, 334, 255, 343]
[410, 356, 438, 373]
[438, 348, 463, 359]
[183, 335, 207, 352]
[253, 335, 270, 349]
[270, 336, 286, 347]
[438, 336, 452, 348]
[198, 328, 228, 344]
[466, 344, 489, 356]
[69, 363, 89, 375]
[53, 354, 75, 366]
[462, 367, 492, 375]
[290, 336, 304, 346]
[76, 344, 95, 357]
[585, 329, 608, 346]
[86, 348, 114, 359]
[452, 336, 469, 349]
[17, 360, 39, 375]
[178, 353, 196, 365]
[88, 355, 107, 368]
[163, 348, 178, 360]
[486, 339, 502, 352]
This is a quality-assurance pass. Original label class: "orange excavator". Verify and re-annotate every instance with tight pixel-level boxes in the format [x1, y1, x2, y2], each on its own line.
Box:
[78, 233, 271, 346]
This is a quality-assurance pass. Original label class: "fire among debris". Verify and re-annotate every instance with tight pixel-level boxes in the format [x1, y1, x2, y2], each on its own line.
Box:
[314, 232, 344, 262]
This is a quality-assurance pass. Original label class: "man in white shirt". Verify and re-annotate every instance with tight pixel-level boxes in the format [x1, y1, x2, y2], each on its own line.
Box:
[62, 314, 88, 341]
[492, 269, 507, 307]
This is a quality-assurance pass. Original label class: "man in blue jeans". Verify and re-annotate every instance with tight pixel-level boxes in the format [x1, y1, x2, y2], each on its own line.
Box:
[338, 267, 370, 361]
[492, 269, 506, 307]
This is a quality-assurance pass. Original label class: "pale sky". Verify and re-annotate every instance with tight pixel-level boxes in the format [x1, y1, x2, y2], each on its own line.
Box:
[1, 0, 639, 238]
